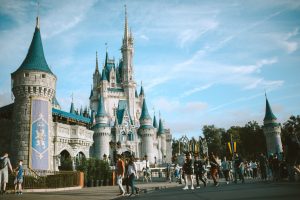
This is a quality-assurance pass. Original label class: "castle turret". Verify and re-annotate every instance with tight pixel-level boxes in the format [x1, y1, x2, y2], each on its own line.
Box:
[138, 98, 154, 163]
[262, 94, 283, 156]
[158, 118, 166, 160]
[93, 95, 111, 159]
[11, 16, 56, 170]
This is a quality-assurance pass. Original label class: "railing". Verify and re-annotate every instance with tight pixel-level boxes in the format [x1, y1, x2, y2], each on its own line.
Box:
[7, 169, 82, 190]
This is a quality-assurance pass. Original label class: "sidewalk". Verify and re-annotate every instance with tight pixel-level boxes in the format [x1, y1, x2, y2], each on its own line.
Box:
[2, 181, 180, 200]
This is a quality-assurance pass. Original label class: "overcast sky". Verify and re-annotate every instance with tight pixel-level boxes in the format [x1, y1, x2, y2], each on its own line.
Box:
[0, 0, 300, 138]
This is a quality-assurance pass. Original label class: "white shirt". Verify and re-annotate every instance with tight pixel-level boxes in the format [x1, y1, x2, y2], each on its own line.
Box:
[127, 162, 137, 176]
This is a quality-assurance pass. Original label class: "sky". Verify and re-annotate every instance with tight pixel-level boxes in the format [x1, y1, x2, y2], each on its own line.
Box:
[0, 0, 300, 139]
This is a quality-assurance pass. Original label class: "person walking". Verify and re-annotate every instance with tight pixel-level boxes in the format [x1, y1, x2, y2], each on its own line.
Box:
[258, 153, 268, 181]
[116, 154, 125, 196]
[234, 153, 245, 183]
[221, 156, 230, 184]
[251, 160, 258, 179]
[14, 160, 23, 195]
[182, 152, 194, 190]
[209, 152, 220, 186]
[194, 154, 207, 188]
[0, 153, 13, 194]
[126, 156, 139, 196]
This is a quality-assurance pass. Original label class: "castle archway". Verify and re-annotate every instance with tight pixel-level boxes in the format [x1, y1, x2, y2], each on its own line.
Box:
[58, 149, 72, 171]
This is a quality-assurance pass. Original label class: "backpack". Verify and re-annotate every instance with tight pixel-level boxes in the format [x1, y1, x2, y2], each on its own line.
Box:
[0, 157, 7, 169]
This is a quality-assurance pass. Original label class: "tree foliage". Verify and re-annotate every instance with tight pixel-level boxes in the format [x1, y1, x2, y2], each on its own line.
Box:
[171, 115, 299, 161]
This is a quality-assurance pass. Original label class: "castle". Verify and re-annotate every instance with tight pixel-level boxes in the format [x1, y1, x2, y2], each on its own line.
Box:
[0, 9, 172, 171]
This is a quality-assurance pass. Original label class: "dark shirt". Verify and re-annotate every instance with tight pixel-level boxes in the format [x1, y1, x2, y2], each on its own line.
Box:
[183, 159, 193, 175]
[194, 160, 204, 173]
[234, 157, 243, 168]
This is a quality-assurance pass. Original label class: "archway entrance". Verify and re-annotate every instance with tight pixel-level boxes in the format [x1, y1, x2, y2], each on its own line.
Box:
[59, 150, 72, 171]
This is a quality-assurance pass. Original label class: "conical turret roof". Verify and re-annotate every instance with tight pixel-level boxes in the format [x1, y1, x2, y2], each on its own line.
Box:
[13, 17, 53, 75]
[101, 68, 108, 81]
[139, 98, 151, 120]
[96, 95, 107, 117]
[70, 102, 75, 114]
[157, 118, 165, 135]
[153, 114, 158, 128]
[139, 85, 144, 96]
[264, 96, 277, 121]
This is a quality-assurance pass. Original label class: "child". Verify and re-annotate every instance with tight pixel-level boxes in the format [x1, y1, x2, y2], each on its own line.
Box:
[14, 160, 23, 195]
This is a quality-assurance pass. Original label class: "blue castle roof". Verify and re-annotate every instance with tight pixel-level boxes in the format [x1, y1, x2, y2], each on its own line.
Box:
[157, 118, 165, 135]
[96, 95, 107, 117]
[13, 18, 53, 75]
[264, 97, 277, 121]
[53, 108, 90, 124]
[139, 99, 151, 121]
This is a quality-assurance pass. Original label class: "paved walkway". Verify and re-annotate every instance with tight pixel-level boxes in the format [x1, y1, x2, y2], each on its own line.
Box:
[1, 181, 179, 200]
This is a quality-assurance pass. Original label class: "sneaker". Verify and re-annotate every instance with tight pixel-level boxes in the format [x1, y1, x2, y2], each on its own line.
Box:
[191, 187, 194, 190]
[18, 192, 23, 195]
[182, 186, 188, 190]
[226, 181, 229, 184]
[215, 183, 219, 187]
[196, 186, 201, 189]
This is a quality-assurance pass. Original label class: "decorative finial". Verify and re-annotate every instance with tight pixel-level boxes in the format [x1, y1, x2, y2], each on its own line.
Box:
[159, 110, 161, 119]
[264, 89, 267, 98]
[71, 93, 74, 103]
[105, 42, 108, 52]
[36, 1, 40, 29]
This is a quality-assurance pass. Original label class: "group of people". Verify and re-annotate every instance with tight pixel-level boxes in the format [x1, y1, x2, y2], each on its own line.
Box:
[115, 154, 141, 197]
[0, 153, 23, 195]
[173, 149, 300, 190]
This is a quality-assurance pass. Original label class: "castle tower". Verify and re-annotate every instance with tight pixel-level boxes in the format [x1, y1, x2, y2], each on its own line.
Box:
[121, 6, 136, 118]
[93, 95, 111, 159]
[158, 117, 166, 161]
[262, 95, 283, 156]
[138, 99, 154, 163]
[11, 16, 56, 170]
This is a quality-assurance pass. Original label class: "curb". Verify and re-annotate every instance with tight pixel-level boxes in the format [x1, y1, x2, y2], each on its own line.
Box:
[23, 186, 82, 193]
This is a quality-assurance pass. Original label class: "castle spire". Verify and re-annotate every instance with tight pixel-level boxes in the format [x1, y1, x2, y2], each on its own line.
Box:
[95, 51, 99, 73]
[124, 4, 129, 42]
[264, 93, 277, 121]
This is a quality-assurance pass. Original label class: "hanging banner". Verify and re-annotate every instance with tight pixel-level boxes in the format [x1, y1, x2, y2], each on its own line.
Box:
[228, 142, 232, 154]
[234, 142, 237, 153]
[30, 98, 49, 170]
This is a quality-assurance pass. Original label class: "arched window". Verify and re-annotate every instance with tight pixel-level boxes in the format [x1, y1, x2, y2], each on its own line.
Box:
[128, 132, 134, 141]
[120, 132, 126, 142]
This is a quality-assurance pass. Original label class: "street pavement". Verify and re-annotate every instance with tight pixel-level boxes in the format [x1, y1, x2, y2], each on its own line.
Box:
[1, 179, 299, 200]
[134, 180, 300, 200]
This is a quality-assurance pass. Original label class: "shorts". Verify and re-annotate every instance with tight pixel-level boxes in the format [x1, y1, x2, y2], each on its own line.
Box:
[0, 169, 9, 183]
[14, 177, 23, 184]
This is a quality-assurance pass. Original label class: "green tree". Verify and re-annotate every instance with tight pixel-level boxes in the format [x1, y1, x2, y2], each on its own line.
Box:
[282, 115, 300, 144]
[202, 125, 225, 156]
